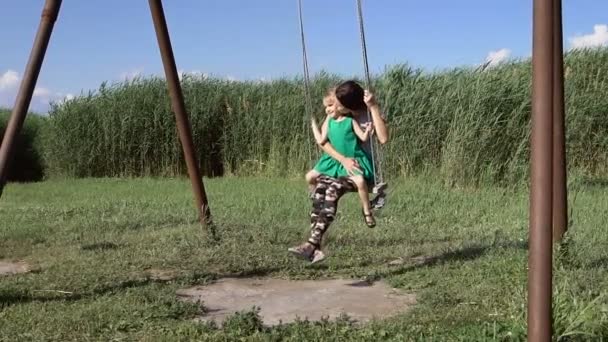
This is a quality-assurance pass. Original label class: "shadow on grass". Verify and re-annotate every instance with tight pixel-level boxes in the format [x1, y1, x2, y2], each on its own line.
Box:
[0, 277, 159, 307]
[0, 233, 530, 307]
[0, 264, 285, 308]
[588, 257, 608, 269]
[578, 176, 608, 188]
[80, 241, 120, 251]
[367, 239, 529, 282]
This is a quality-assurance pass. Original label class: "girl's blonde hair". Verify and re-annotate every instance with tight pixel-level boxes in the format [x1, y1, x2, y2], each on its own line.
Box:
[323, 86, 337, 100]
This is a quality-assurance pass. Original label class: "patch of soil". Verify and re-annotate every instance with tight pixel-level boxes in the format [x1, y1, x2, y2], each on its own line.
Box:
[0, 260, 30, 276]
[177, 277, 416, 326]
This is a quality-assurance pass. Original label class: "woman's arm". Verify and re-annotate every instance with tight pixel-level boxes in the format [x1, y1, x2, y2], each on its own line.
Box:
[364, 90, 389, 144]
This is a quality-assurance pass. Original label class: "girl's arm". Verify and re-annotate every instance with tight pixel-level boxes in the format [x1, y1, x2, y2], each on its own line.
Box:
[311, 117, 328, 145]
[352, 120, 371, 142]
[319, 117, 329, 144]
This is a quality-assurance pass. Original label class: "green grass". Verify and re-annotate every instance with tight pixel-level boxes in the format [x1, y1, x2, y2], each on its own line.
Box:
[1, 177, 607, 341]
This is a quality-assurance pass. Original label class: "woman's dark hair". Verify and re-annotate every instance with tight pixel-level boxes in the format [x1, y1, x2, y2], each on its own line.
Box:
[335, 80, 366, 111]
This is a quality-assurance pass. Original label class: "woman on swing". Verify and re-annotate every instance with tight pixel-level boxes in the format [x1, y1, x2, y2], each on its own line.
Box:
[290, 80, 389, 263]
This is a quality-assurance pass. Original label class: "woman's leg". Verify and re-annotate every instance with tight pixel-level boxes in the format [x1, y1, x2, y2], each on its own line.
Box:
[288, 176, 331, 261]
[288, 176, 354, 262]
[308, 175, 355, 247]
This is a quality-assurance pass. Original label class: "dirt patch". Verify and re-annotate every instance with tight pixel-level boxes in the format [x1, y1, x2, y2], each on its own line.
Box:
[0, 260, 30, 276]
[177, 278, 416, 326]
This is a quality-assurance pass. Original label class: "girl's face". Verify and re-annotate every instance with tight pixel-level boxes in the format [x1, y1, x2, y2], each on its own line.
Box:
[323, 96, 338, 118]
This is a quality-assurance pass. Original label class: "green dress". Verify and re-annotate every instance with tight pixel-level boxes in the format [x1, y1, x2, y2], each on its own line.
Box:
[314, 116, 374, 182]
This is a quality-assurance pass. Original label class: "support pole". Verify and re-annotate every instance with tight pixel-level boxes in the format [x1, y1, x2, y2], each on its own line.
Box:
[528, 0, 554, 340]
[148, 0, 211, 225]
[0, 0, 62, 198]
[552, 0, 567, 242]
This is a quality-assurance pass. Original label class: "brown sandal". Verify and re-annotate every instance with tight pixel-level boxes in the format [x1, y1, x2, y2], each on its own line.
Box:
[362, 210, 376, 228]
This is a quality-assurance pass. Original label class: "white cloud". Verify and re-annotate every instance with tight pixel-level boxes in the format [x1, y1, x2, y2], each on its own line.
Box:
[484, 48, 512, 68]
[569, 24, 608, 50]
[0, 69, 76, 113]
[255, 76, 273, 84]
[178, 69, 208, 81]
[119, 67, 143, 81]
[0, 70, 21, 109]
[0, 70, 20, 90]
[189, 70, 207, 79]
[33, 87, 51, 97]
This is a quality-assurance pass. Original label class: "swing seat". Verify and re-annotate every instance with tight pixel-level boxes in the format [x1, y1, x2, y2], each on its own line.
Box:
[372, 181, 387, 194]
[371, 182, 387, 211]
[371, 190, 387, 211]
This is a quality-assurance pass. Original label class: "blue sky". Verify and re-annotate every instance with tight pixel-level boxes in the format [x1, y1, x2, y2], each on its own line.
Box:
[1, 0, 607, 112]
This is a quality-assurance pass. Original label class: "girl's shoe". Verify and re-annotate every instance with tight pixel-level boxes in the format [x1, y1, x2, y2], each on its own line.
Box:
[362, 210, 376, 228]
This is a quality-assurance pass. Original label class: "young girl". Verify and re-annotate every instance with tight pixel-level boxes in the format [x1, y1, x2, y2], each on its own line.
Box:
[304, 89, 336, 194]
[305, 89, 376, 227]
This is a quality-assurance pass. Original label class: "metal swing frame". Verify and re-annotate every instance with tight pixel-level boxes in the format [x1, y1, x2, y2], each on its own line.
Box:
[0, 0, 570, 339]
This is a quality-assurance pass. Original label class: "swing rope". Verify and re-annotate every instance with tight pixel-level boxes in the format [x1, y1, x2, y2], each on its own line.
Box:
[297, 0, 315, 163]
[356, 0, 385, 187]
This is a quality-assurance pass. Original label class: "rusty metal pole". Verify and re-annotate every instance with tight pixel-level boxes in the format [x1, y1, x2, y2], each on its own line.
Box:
[0, 0, 62, 199]
[529, 0, 554, 340]
[148, 0, 211, 226]
[552, 0, 567, 243]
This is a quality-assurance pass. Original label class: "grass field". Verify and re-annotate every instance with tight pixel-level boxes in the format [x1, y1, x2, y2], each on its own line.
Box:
[1, 176, 607, 341]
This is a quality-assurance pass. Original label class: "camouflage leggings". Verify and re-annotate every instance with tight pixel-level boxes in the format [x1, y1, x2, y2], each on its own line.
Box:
[307, 175, 356, 247]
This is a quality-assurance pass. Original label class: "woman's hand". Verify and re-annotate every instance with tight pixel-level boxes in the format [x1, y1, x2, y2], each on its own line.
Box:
[341, 158, 362, 176]
[364, 90, 378, 108]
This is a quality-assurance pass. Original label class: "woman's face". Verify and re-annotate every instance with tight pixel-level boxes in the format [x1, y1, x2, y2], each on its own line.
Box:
[332, 96, 350, 116]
